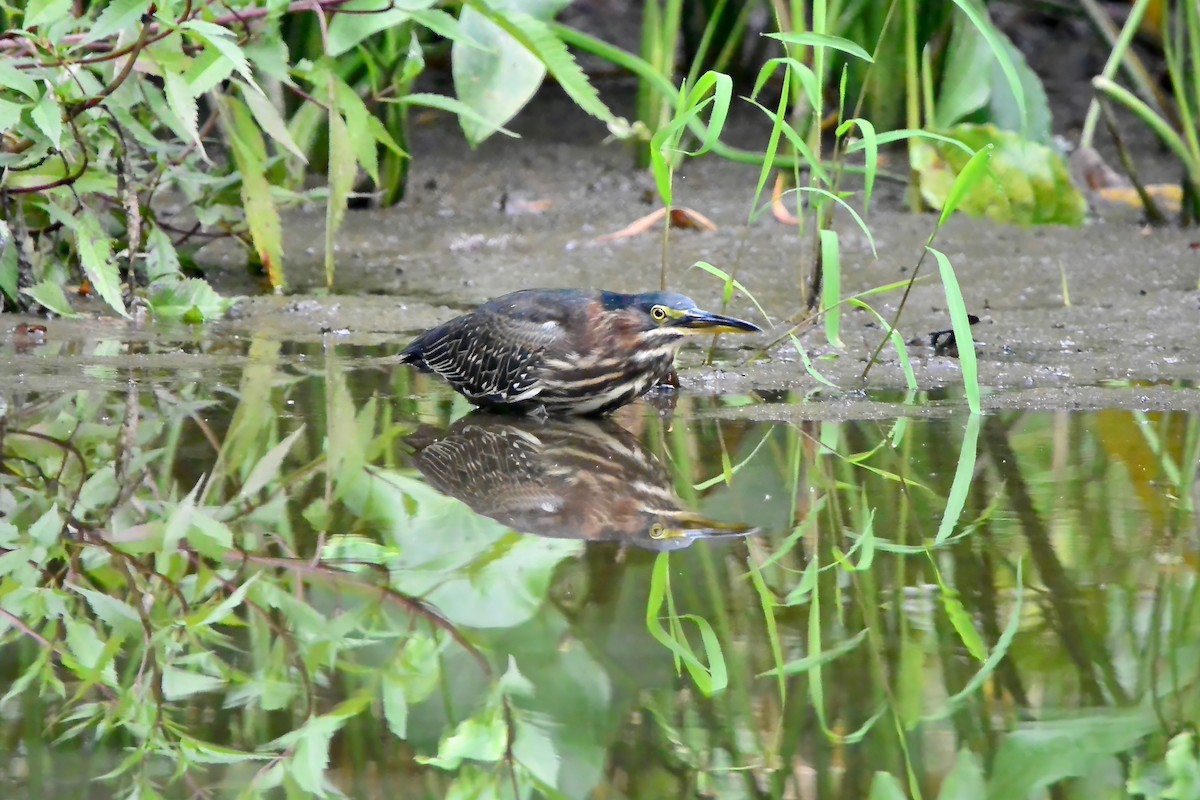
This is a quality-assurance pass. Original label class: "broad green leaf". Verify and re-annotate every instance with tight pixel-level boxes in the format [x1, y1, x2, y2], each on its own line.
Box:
[868, 772, 907, 800]
[912, 124, 1086, 226]
[326, 1, 414, 56]
[0, 62, 38, 99]
[452, 4, 546, 145]
[949, 0, 1027, 136]
[0, 98, 25, 134]
[22, 281, 80, 317]
[28, 505, 62, 545]
[988, 709, 1159, 800]
[30, 90, 63, 149]
[81, 0, 146, 46]
[75, 214, 129, 317]
[940, 749, 987, 800]
[149, 278, 232, 321]
[0, 227, 17, 301]
[764, 31, 874, 63]
[418, 708, 507, 769]
[63, 618, 119, 686]
[936, 11, 994, 128]
[381, 677, 408, 738]
[463, 3, 613, 138]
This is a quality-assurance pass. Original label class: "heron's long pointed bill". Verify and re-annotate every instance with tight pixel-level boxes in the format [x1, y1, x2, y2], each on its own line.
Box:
[678, 309, 762, 335]
[650, 514, 758, 541]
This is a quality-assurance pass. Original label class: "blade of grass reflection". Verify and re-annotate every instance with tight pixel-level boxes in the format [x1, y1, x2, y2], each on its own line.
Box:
[934, 413, 981, 544]
[645, 552, 727, 695]
[923, 560, 1024, 728]
[693, 426, 775, 491]
[747, 559, 786, 702]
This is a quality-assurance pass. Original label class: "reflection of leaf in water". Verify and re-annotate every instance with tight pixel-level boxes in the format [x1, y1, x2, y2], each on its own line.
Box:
[1091, 410, 1175, 532]
[338, 469, 582, 629]
[987, 707, 1159, 800]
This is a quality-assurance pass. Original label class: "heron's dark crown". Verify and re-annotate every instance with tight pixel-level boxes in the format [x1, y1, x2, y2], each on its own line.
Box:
[600, 290, 698, 315]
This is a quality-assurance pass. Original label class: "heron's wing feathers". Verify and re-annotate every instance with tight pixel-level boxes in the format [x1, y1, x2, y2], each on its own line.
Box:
[410, 303, 571, 403]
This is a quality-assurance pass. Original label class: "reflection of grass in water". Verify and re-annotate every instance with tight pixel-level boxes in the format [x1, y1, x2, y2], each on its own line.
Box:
[637, 409, 1200, 798]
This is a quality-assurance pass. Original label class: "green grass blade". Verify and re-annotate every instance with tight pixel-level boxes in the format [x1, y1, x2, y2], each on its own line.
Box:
[927, 246, 980, 412]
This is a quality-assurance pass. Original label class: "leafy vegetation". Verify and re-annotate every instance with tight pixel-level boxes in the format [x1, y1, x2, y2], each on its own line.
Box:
[2, 0, 1142, 323]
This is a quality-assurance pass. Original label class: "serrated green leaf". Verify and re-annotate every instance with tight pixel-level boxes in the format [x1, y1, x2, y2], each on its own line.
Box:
[70, 585, 142, 635]
[145, 224, 181, 283]
[190, 574, 258, 629]
[30, 90, 62, 149]
[164, 71, 204, 157]
[181, 19, 258, 90]
[184, 47, 236, 97]
[332, 78, 379, 183]
[22, 281, 80, 317]
[25, 0, 74, 28]
[179, 736, 265, 765]
[75, 214, 129, 317]
[162, 666, 226, 700]
[222, 95, 284, 288]
[291, 724, 335, 794]
[238, 426, 304, 499]
[63, 618, 119, 686]
[418, 708, 507, 769]
[29, 505, 62, 545]
[394, 92, 519, 139]
[81, 0, 146, 45]
[240, 81, 307, 162]
[325, 93, 356, 290]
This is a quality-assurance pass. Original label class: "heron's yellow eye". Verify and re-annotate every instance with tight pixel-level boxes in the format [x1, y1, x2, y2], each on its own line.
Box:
[649, 522, 667, 539]
[650, 305, 668, 322]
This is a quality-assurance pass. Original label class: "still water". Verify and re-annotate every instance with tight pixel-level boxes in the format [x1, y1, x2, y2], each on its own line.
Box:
[1, 331, 1197, 800]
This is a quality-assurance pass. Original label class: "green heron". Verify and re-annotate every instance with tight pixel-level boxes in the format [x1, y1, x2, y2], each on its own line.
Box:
[400, 289, 761, 415]
[408, 414, 756, 549]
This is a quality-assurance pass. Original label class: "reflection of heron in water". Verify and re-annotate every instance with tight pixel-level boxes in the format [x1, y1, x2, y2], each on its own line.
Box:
[407, 414, 757, 550]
